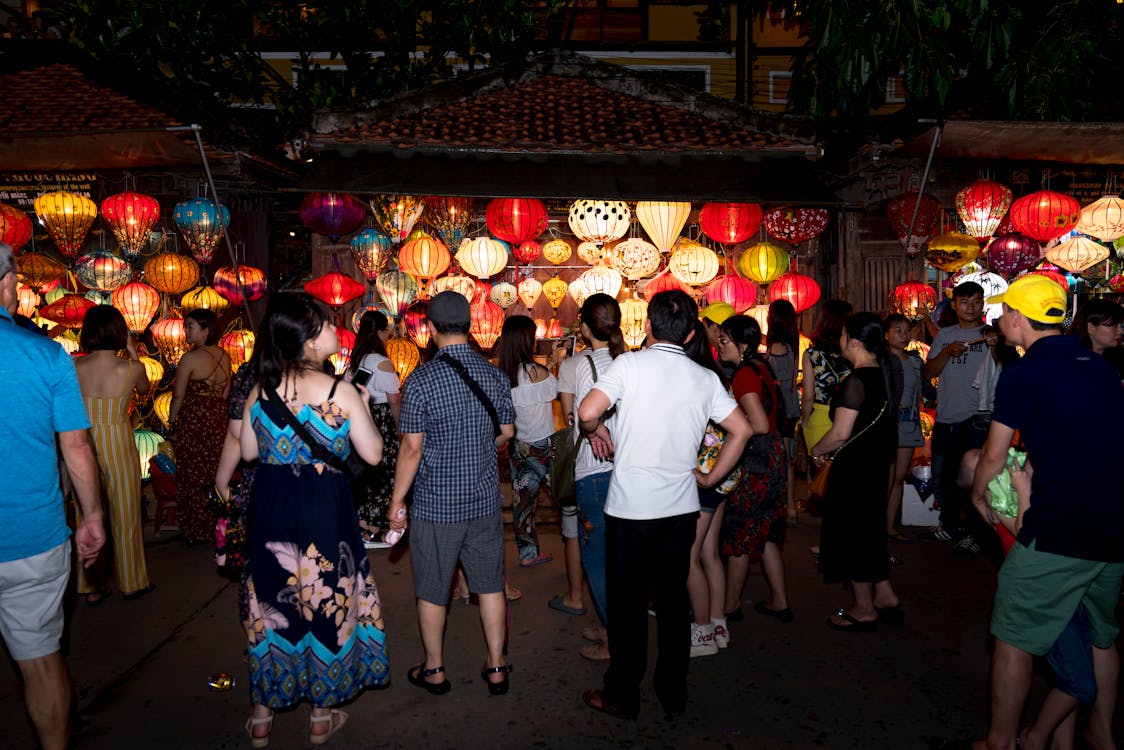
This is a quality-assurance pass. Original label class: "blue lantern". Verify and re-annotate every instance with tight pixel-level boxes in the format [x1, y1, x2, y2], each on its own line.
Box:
[173, 198, 231, 266]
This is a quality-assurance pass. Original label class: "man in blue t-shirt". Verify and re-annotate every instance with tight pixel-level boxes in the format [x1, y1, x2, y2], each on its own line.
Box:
[969, 274, 1124, 750]
[0, 242, 105, 750]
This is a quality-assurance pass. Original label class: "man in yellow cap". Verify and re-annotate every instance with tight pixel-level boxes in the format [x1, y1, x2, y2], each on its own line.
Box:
[968, 274, 1124, 750]
[699, 302, 735, 350]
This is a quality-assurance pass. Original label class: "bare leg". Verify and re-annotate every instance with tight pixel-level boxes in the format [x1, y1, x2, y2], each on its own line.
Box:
[1084, 644, 1119, 750]
[416, 599, 448, 683]
[1020, 688, 1078, 750]
[972, 639, 1034, 750]
[17, 652, 71, 750]
[872, 580, 900, 609]
[687, 511, 715, 624]
[478, 592, 508, 682]
[562, 535, 585, 611]
[724, 554, 750, 614]
[760, 541, 789, 610]
[702, 502, 728, 620]
[887, 447, 914, 535]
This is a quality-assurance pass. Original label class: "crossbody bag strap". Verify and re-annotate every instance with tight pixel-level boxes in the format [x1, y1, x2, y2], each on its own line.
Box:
[438, 353, 501, 438]
[833, 398, 888, 458]
[262, 387, 350, 473]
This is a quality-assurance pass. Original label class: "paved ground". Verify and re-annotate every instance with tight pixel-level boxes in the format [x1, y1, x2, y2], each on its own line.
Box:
[3, 486, 1121, 749]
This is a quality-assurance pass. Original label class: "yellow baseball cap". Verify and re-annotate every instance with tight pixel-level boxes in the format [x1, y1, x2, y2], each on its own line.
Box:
[700, 301, 736, 325]
[987, 274, 1067, 324]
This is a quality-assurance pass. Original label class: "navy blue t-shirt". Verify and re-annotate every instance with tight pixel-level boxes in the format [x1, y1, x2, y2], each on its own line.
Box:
[992, 335, 1124, 562]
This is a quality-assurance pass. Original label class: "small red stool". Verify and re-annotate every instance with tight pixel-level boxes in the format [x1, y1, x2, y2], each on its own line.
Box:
[149, 457, 178, 535]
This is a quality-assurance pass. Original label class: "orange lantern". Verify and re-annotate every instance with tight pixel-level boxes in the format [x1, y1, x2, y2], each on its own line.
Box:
[889, 281, 938, 319]
[668, 241, 720, 286]
[642, 272, 689, 300]
[456, 237, 509, 279]
[144, 252, 201, 295]
[111, 281, 161, 332]
[16, 284, 39, 317]
[706, 274, 757, 313]
[139, 356, 164, 399]
[385, 335, 420, 382]
[768, 271, 821, 313]
[16, 252, 67, 291]
[470, 300, 505, 350]
[956, 180, 1012, 241]
[1009, 190, 1080, 243]
[699, 202, 763, 246]
[403, 302, 431, 349]
[1076, 195, 1124, 243]
[737, 241, 789, 284]
[305, 271, 365, 308]
[375, 269, 418, 316]
[541, 239, 572, 265]
[329, 326, 355, 375]
[75, 250, 132, 292]
[542, 276, 569, 309]
[213, 265, 268, 305]
[151, 312, 189, 366]
[181, 285, 230, 315]
[1045, 236, 1109, 273]
[40, 294, 95, 328]
[485, 198, 548, 245]
[397, 236, 451, 295]
[34, 191, 97, 258]
[0, 202, 33, 252]
[219, 329, 255, 372]
[101, 192, 161, 258]
[517, 277, 543, 308]
[925, 232, 979, 272]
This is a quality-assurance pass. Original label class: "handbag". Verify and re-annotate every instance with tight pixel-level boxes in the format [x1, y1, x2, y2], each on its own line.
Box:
[549, 354, 598, 508]
[261, 386, 367, 481]
[808, 398, 889, 500]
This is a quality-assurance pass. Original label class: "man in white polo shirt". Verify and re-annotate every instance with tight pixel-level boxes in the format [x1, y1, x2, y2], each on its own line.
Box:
[577, 289, 751, 720]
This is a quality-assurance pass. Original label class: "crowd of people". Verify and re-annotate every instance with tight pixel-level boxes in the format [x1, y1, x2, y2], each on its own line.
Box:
[1, 230, 1122, 749]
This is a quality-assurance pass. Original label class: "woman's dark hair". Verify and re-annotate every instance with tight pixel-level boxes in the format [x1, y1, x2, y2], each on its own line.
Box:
[498, 314, 539, 387]
[185, 308, 220, 346]
[1071, 298, 1124, 349]
[79, 305, 128, 352]
[812, 299, 853, 354]
[348, 309, 390, 375]
[258, 292, 332, 390]
[580, 293, 626, 358]
[844, 311, 900, 407]
[766, 299, 799, 351]
[721, 314, 767, 369]
[684, 319, 727, 387]
[647, 289, 697, 345]
[883, 313, 909, 331]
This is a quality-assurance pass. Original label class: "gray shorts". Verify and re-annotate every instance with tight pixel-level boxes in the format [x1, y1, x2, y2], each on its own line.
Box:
[410, 513, 504, 605]
[0, 541, 70, 661]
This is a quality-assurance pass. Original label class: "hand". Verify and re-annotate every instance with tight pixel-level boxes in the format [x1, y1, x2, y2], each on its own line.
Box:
[983, 330, 999, 349]
[550, 343, 569, 368]
[586, 423, 615, 461]
[944, 341, 968, 358]
[811, 453, 829, 468]
[75, 517, 106, 569]
[694, 467, 716, 489]
[355, 383, 371, 402]
[388, 502, 408, 531]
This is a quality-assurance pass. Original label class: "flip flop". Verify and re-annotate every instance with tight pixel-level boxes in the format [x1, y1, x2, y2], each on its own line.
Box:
[548, 594, 586, 616]
[519, 553, 553, 568]
[827, 608, 878, 633]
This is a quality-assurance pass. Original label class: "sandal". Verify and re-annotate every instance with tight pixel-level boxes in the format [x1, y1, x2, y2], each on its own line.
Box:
[504, 583, 523, 602]
[827, 608, 878, 633]
[519, 552, 553, 568]
[309, 709, 347, 746]
[245, 713, 273, 748]
[582, 688, 637, 720]
[84, 590, 111, 607]
[481, 663, 513, 695]
[407, 663, 451, 695]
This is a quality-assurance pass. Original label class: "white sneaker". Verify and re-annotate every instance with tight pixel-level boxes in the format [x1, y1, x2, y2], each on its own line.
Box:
[711, 619, 730, 649]
[690, 623, 718, 657]
[364, 539, 392, 550]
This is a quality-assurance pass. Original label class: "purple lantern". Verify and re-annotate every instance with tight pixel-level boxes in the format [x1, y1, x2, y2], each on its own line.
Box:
[987, 232, 1042, 278]
[300, 193, 367, 242]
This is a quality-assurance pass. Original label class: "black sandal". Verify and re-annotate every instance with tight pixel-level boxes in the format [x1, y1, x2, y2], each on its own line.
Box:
[481, 664, 512, 696]
[827, 608, 878, 633]
[407, 664, 451, 695]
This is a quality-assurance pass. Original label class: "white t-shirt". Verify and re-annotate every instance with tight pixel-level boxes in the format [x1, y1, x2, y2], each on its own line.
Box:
[592, 343, 739, 520]
[511, 365, 558, 443]
[928, 324, 989, 423]
[559, 348, 618, 480]
[354, 352, 400, 405]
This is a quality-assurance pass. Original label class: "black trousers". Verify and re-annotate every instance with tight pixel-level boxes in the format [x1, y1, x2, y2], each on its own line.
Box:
[602, 511, 697, 715]
[931, 415, 991, 536]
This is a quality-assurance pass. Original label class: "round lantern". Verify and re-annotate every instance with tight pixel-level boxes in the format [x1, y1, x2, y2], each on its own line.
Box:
[0, 202, 33, 252]
[763, 206, 830, 245]
[513, 241, 541, 264]
[385, 336, 420, 383]
[1029, 267, 1070, 291]
[456, 237, 509, 279]
[181, 285, 230, 316]
[958, 270, 1008, 323]
[151, 313, 188, 366]
[213, 265, 267, 305]
[470, 300, 505, 350]
[490, 281, 518, 309]
[667, 242, 720, 286]
[112, 281, 161, 332]
[699, 202, 763, 246]
[579, 265, 623, 300]
[101, 192, 161, 257]
[747, 304, 770, 336]
[577, 241, 607, 265]
[517, 277, 543, 308]
[306, 271, 365, 308]
[987, 233, 1041, 278]
[85, 290, 111, 306]
[541, 239, 572, 265]
[635, 201, 691, 253]
[397, 236, 451, 293]
[568, 200, 631, 243]
[642, 272, 689, 300]
[956, 180, 1013, 241]
[299, 192, 366, 241]
[768, 271, 821, 313]
[217, 329, 254, 372]
[43, 287, 66, 306]
[173, 198, 230, 266]
[886, 191, 942, 256]
[375, 269, 418, 316]
[16, 284, 39, 317]
[16, 253, 67, 290]
[152, 392, 172, 428]
[350, 229, 395, 281]
[737, 241, 790, 284]
[1045, 236, 1110, 273]
[328, 326, 355, 376]
[75, 250, 132, 292]
[620, 297, 649, 349]
[1008, 190, 1080, 243]
[542, 276, 569, 309]
[888, 281, 938, 319]
[403, 302, 431, 349]
[369, 195, 425, 243]
[423, 196, 474, 250]
[925, 232, 979, 272]
[40, 294, 94, 328]
[431, 274, 476, 302]
[609, 238, 661, 280]
[144, 252, 201, 295]
[139, 356, 164, 399]
[34, 191, 97, 258]
[485, 198, 548, 245]
[706, 274, 757, 313]
[134, 429, 165, 480]
[1076, 195, 1124, 243]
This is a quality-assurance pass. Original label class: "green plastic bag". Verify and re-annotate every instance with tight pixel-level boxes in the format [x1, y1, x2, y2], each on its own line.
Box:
[986, 447, 1027, 518]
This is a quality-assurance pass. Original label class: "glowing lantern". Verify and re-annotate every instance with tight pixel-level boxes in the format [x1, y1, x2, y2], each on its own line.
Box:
[490, 282, 518, 309]
[635, 201, 690, 253]
[1076, 195, 1124, 242]
[768, 271, 821, 313]
[16, 284, 39, 317]
[173, 198, 230, 266]
[431, 274, 476, 302]
[299, 192, 366, 241]
[620, 297, 649, 349]
[153, 391, 172, 428]
[17, 253, 67, 290]
[469, 300, 505, 350]
[925, 232, 979, 272]
[542, 239, 572, 265]
[0, 202, 33, 252]
[423, 196, 474, 250]
[517, 277, 543, 308]
[642, 273, 689, 300]
[886, 192, 942, 256]
[40, 294, 94, 328]
[350, 229, 395, 281]
[513, 241, 541, 264]
[134, 429, 165, 480]
[609, 238, 661, 280]
[737, 241, 789, 284]
[398, 236, 451, 295]
[370, 195, 425, 243]
[987, 233, 1041, 278]
[139, 356, 164, 399]
[375, 269, 418, 316]
[213, 265, 267, 305]
[748, 304, 770, 336]
[56, 333, 79, 354]
[542, 276, 569, 309]
[43, 287, 66, 305]
[112, 281, 160, 333]
[1045, 236, 1110, 273]
[956, 180, 1013, 241]
[151, 313, 188, 366]
[534, 318, 548, 338]
[567, 274, 592, 307]
[181, 285, 230, 316]
[219, 329, 255, 372]
[1009, 190, 1080, 243]
[403, 302, 431, 349]
[699, 202, 763, 246]
[386, 336, 420, 383]
[85, 290, 112, 306]
[144, 252, 200, 295]
[959, 270, 1009, 323]
[706, 274, 757, 313]
[34, 191, 97, 258]
[101, 192, 161, 257]
[580, 265, 623, 300]
[764, 206, 830, 244]
[888, 281, 938, 319]
[577, 241, 607, 265]
[485, 198, 548, 244]
[75, 250, 132, 292]
[1030, 267, 1069, 290]
[456, 237, 509, 279]
[568, 200, 631, 243]
[471, 280, 490, 306]
[668, 242, 720, 286]
[305, 271, 365, 308]
[329, 326, 356, 375]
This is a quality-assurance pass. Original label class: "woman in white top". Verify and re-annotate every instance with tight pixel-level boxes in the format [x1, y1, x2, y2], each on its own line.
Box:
[499, 314, 559, 567]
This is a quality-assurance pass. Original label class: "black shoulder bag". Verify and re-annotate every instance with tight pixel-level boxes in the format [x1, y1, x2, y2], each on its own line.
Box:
[436, 353, 501, 438]
[260, 385, 367, 481]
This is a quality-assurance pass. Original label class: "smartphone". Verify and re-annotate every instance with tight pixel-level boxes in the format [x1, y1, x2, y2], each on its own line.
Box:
[535, 335, 577, 358]
[353, 367, 373, 387]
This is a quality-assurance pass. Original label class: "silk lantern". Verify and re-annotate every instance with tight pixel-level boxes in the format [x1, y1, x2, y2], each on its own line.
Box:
[609, 238, 661, 280]
[889, 281, 938, 319]
[134, 429, 165, 480]
[485, 198, 548, 245]
[213, 265, 267, 305]
[75, 250, 132, 292]
[737, 241, 789, 284]
[490, 282, 518, 309]
[764, 206, 830, 245]
[577, 241, 607, 265]
[470, 300, 505, 350]
[144, 252, 200, 295]
[219, 329, 255, 372]
[635, 201, 690, 253]
[579, 265, 623, 300]
[620, 297, 649, 349]
[699, 202, 763, 246]
[369, 195, 424, 243]
[328, 326, 355, 375]
[112, 281, 160, 332]
[642, 272, 689, 300]
[34, 191, 97, 258]
[1045, 236, 1110, 273]
[299, 192, 366, 241]
[567, 274, 592, 307]
[40, 294, 94, 327]
[306, 271, 365, 307]
[1076, 195, 1124, 243]
[152, 391, 172, 427]
[350, 229, 395, 282]
[397, 236, 451, 295]
[886, 192, 942, 256]
[173, 198, 230, 266]
[423, 196, 474, 250]
[375, 269, 418, 316]
[85, 290, 111, 306]
[706, 275, 757, 313]
[181, 285, 229, 316]
[101, 192, 161, 257]
[747, 304, 770, 336]
[517, 277, 543, 308]
[668, 242, 720, 286]
[543, 276, 569, 309]
[1009, 190, 1080, 243]
[925, 232, 979, 272]
[987, 233, 1041, 277]
[431, 274, 476, 302]
[16, 284, 39, 317]
[17, 252, 67, 291]
[386, 336, 420, 383]
[768, 271, 821, 313]
[0, 202, 33, 252]
[151, 312, 188, 366]
[456, 237, 509, 279]
[568, 200, 631, 243]
[139, 356, 164, 399]
[956, 180, 1013, 241]
[513, 241, 541, 264]
[541, 239, 572, 265]
[403, 302, 431, 349]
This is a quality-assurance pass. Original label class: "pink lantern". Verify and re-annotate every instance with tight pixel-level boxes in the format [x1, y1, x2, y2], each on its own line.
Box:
[763, 206, 830, 244]
[767, 271, 821, 313]
[986, 233, 1041, 278]
[641, 273, 689, 300]
[300, 192, 366, 241]
[706, 274, 757, 313]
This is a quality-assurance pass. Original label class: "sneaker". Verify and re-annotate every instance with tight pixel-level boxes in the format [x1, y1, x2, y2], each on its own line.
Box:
[919, 526, 954, 542]
[711, 620, 730, 649]
[364, 539, 393, 550]
[690, 623, 718, 657]
[952, 534, 981, 557]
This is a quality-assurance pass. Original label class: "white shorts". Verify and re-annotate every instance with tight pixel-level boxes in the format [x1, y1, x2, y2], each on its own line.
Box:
[0, 541, 71, 661]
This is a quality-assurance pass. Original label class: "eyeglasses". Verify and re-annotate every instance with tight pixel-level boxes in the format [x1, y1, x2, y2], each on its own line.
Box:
[718, 337, 732, 345]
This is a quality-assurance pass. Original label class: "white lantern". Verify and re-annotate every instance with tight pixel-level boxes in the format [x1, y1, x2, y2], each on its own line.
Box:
[668, 241, 720, 286]
[635, 201, 691, 253]
[568, 200, 631, 243]
[456, 237, 510, 279]
[620, 297, 649, 349]
[517, 277, 543, 308]
[431, 274, 477, 302]
[608, 238, 661, 280]
[579, 265, 623, 300]
[490, 281, 518, 309]
[1076, 195, 1124, 243]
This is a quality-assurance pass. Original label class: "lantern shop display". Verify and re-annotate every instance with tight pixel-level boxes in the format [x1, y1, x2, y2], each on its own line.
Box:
[955, 180, 1013, 241]
[144, 252, 200, 295]
[485, 198, 548, 245]
[350, 229, 395, 281]
[737, 242, 789, 284]
[134, 429, 165, 480]
[1008, 190, 1080, 243]
[305, 271, 365, 308]
[609, 238, 662, 280]
[299, 192, 366, 241]
[153, 391, 172, 429]
[112, 281, 161, 332]
[375, 269, 418, 316]
[513, 241, 541, 264]
[431, 274, 476, 302]
[219, 329, 255, 372]
[470, 300, 505, 350]
[885, 192, 942, 256]
[1076, 195, 1124, 243]
[369, 195, 425, 243]
[40, 294, 95, 328]
[568, 199, 630, 244]
[213, 265, 267, 305]
[386, 335, 420, 383]
[925, 232, 978, 272]
[706, 274, 757, 313]
[642, 273, 689, 300]
[768, 271, 821, 313]
[541, 238, 572, 265]
[517, 277, 543, 309]
[151, 313, 189, 366]
[173, 198, 230, 266]
[404, 302, 431, 349]
[16, 253, 67, 290]
[1045, 236, 1110, 273]
[635, 201, 690, 253]
[542, 276, 569, 309]
[667, 241, 720, 286]
[699, 202, 763, 246]
[490, 282, 518, 309]
[423, 196, 474, 250]
[181, 285, 230, 316]
[763, 206, 830, 245]
[577, 240, 607, 265]
[987, 233, 1041, 278]
[75, 250, 132, 292]
[101, 192, 161, 258]
[34, 191, 97, 258]
[397, 236, 451, 293]
[456, 237, 509, 279]
[620, 297, 649, 349]
[888, 281, 938, 319]
[0, 202, 33, 252]
[579, 265, 623, 300]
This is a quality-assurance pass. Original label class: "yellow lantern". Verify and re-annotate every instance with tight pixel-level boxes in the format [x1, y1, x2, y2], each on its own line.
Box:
[668, 241, 720, 286]
[620, 297, 649, 349]
[16, 284, 39, 317]
[33, 190, 97, 258]
[635, 201, 691, 253]
[1045, 236, 1109, 273]
[219, 329, 255, 372]
[386, 335, 420, 383]
[925, 232, 979, 272]
[456, 237, 509, 279]
[490, 282, 518, 309]
[568, 199, 631, 243]
[609, 238, 662, 280]
[580, 265, 624, 299]
[153, 391, 172, 429]
[542, 238, 572, 265]
[181, 285, 230, 315]
[748, 304, 771, 338]
[577, 240, 607, 265]
[518, 277, 543, 308]
[151, 312, 189, 366]
[737, 241, 790, 284]
[138, 356, 165, 399]
[542, 276, 569, 309]
[112, 281, 161, 333]
[430, 274, 476, 302]
[134, 429, 165, 479]
[398, 236, 451, 294]
[1076, 195, 1124, 243]
[144, 252, 201, 295]
[16, 252, 67, 290]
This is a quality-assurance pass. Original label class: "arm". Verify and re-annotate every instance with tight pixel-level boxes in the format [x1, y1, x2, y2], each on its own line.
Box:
[578, 387, 615, 460]
[696, 407, 752, 488]
[1004, 457, 1033, 536]
[737, 392, 770, 435]
[340, 382, 384, 466]
[129, 360, 149, 398]
[970, 420, 1016, 524]
[214, 418, 242, 501]
[376, 360, 401, 425]
[239, 388, 261, 462]
[922, 338, 969, 380]
[799, 350, 814, 426]
[219, 352, 233, 400]
[809, 407, 859, 462]
[559, 391, 575, 426]
[58, 429, 105, 568]
[387, 431, 423, 533]
[496, 422, 515, 449]
[169, 353, 194, 425]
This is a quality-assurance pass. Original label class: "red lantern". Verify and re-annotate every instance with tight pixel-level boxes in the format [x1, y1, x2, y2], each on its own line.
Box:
[1008, 190, 1080, 243]
[0, 202, 33, 252]
[485, 198, 548, 245]
[111, 281, 161, 333]
[470, 299, 505, 350]
[40, 294, 95, 328]
[698, 202, 763, 245]
[213, 265, 268, 305]
[886, 192, 942, 255]
[328, 326, 356, 375]
[151, 312, 188, 366]
[706, 274, 757, 313]
[1029, 267, 1069, 290]
[889, 281, 938, 319]
[299, 193, 367, 241]
[305, 271, 365, 308]
[101, 192, 161, 257]
[767, 271, 821, 313]
[513, 241, 541, 264]
[219, 329, 255, 371]
[403, 301, 431, 349]
[987, 233, 1041, 278]
[764, 206, 830, 245]
[641, 273, 689, 300]
[956, 180, 1012, 241]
